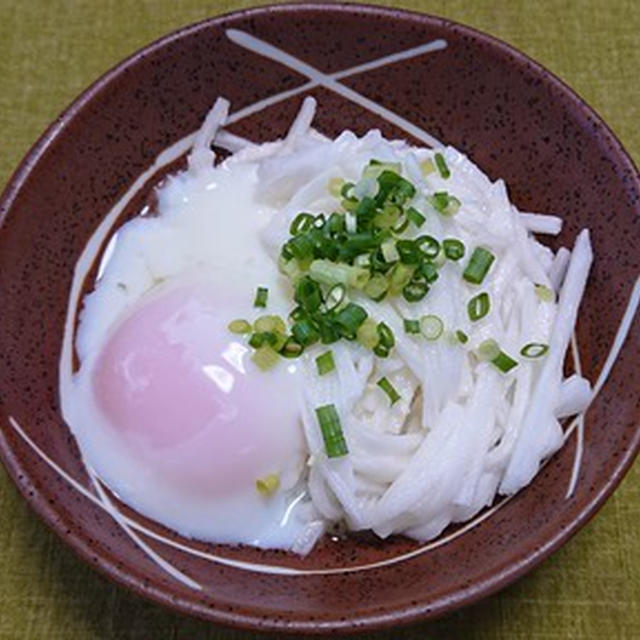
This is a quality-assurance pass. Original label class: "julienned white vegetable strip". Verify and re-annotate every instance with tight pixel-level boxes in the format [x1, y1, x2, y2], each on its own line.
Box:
[188, 98, 230, 173]
[500, 230, 593, 494]
[519, 212, 563, 235]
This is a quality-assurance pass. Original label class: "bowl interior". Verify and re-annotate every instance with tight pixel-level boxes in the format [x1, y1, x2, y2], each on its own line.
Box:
[0, 4, 639, 633]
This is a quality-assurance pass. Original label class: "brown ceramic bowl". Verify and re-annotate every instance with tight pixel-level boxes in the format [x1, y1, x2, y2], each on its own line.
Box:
[0, 3, 639, 634]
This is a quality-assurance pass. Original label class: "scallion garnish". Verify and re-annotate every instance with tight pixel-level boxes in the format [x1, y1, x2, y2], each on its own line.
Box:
[356, 318, 379, 349]
[291, 318, 320, 346]
[281, 337, 304, 358]
[253, 286, 269, 308]
[256, 473, 280, 497]
[443, 238, 465, 261]
[520, 342, 549, 358]
[477, 339, 518, 373]
[429, 192, 461, 216]
[251, 345, 280, 371]
[228, 319, 251, 334]
[381, 239, 400, 263]
[334, 303, 368, 339]
[377, 376, 401, 405]
[477, 339, 501, 361]
[253, 315, 286, 335]
[403, 318, 421, 334]
[396, 239, 421, 264]
[289, 212, 315, 236]
[535, 283, 555, 302]
[315, 404, 348, 458]
[325, 283, 346, 311]
[463, 247, 495, 285]
[309, 259, 369, 289]
[420, 314, 444, 340]
[492, 351, 518, 373]
[415, 235, 440, 260]
[402, 280, 429, 302]
[406, 206, 426, 228]
[468, 292, 490, 321]
[295, 276, 323, 312]
[417, 260, 439, 283]
[374, 321, 395, 357]
[434, 152, 451, 179]
[363, 274, 389, 301]
[316, 350, 336, 376]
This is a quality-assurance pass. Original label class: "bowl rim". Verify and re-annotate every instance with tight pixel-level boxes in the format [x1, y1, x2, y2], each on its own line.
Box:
[1, 2, 639, 633]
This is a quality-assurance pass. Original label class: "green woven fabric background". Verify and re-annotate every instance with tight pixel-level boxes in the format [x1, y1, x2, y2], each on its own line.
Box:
[0, 1, 638, 638]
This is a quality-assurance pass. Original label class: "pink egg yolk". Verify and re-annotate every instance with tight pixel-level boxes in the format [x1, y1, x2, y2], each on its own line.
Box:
[91, 282, 303, 494]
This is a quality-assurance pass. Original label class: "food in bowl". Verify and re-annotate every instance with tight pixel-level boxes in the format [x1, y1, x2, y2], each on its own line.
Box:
[59, 93, 608, 556]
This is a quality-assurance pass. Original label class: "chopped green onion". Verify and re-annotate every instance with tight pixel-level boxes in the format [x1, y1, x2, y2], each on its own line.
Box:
[477, 339, 501, 361]
[434, 152, 451, 179]
[317, 315, 341, 344]
[403, 318, 421, 334]
[477, 339, 518, 373]
[374, 321, 395, 357]
[443, 238, 466, 261]
[463, 247, 495, 284]
[325, 283, 346, 311]
[354, 253, 371, 268]
[253, 315, 286, 335]
[251, 345, 280, 371]
[468, 292, 490, 321]
[492, 350, 518, 373]
[432, 247, 447, 268]
[316, 350, 336, 375]
[291, 318, 320, 346]
[315, 404, 348, 458]
[455, 329, 469, 344]
[429, 192, 461, 216]
[420, 314, 444, 340]
[309, 259, 370, 289]
[417, 261, 439, 283]
[388, 263, 415, 295]
[415, 235, 440, 259]
[402, 280, 429, 302]
[284, 233, 315, 263]
[289, 212, 315, 236]
[520, 342, 549, 358]
[249, 331, 277, 349]
[253, 286, 269, 308]
[396, 239, 421, 265]
[420, 158, 435, 175]
[381, 239, 400, 263]
[377, 376, 401, 405]
[327, 212, 346, 235]
[294, 276, 323, 313]
[228, 319, 251, 334]
[406, 206, 426, 228]
[256, 473, 280, 496]
[334, 303, 368, 338]
[281, 337, 304, 358]
[357, 318, 379, 349]
[535, 283, 555, 302]
[363, 274, 389, 301]
[340, 181, 355, 199]
[392, 213, 410, 234]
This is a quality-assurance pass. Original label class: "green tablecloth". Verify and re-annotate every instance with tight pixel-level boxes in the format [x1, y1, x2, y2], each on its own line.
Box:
[0, 1, 638, 638]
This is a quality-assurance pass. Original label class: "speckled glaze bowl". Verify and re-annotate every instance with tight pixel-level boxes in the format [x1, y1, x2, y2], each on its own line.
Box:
[0, 3, 639, 634]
